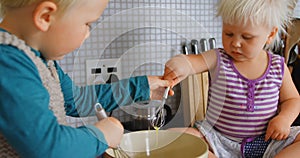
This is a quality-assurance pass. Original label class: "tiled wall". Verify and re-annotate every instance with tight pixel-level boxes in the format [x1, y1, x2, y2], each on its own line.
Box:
[60, 0, 300, 127]
[294, 1, 300, 17]
[60, 0, 221, 84]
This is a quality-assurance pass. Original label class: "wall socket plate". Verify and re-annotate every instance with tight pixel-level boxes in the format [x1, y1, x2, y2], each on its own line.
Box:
[86, 58, 122, 85]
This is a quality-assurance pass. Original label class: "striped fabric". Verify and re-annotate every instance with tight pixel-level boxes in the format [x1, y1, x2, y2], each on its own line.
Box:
[206, 49, 284, 142]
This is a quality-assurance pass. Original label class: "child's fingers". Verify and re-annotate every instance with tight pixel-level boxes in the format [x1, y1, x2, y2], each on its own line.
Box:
[265, 129, 273, 141]
[163, 68, 175, 79]
[163, 71, 182, 85]
[94, 117, 124, 148]
[168, 89, 175, 96]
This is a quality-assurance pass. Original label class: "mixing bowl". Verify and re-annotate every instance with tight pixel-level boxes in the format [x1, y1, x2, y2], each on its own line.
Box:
[120, 101, 173, 131]
[105, 130, 208, 158]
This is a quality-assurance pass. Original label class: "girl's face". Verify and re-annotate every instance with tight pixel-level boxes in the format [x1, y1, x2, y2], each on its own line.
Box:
[222, 22, 276, 62]
[41, 0, 109, 60]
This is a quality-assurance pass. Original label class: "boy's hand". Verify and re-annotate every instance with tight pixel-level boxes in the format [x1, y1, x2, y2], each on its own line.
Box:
[265, 115, 291, 141]
[94, 117, 124, 148]
[147, 76, 173, 100]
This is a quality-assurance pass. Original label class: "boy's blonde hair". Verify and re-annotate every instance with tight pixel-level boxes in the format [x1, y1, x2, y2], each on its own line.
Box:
[216, 0, 296, 50]
[0, 0, 77, 18]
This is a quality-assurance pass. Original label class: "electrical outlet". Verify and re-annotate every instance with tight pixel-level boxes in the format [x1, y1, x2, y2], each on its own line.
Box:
[86, 58, 122, 85]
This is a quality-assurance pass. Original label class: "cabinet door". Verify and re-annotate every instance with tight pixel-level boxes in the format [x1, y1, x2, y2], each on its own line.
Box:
[181, 72, 208, 126]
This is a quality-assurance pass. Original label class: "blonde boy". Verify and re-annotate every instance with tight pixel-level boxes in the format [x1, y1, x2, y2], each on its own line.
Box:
[0, 0, 170, 157]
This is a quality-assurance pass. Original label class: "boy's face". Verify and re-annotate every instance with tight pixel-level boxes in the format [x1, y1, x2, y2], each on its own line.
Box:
[221, 22, 276, 62]
[41, 0, 109, 60]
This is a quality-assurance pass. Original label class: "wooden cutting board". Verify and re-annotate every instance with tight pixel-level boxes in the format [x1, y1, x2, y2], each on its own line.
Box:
[181, 72, 208, 126]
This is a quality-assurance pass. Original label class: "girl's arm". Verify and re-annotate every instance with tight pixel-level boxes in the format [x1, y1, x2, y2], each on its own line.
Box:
[278, 64, 300, 125]
[163, 49, 218, 86]
[265, 64, 300, 141]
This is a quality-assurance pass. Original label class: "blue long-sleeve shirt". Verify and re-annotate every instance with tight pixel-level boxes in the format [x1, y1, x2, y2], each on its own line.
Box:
[0, 39, 150, 157]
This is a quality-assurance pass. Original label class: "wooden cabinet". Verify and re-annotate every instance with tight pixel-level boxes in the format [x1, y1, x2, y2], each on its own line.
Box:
[181, 72, 209, 126]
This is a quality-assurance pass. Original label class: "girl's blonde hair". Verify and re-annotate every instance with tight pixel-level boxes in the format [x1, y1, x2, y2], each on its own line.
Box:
[0, 0, 77, 18]
[216, 0, 296, 50]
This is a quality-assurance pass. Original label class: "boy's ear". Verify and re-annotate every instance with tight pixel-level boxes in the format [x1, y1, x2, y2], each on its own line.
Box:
[266, 27, 278, 44]
[33, 1, 57, 32]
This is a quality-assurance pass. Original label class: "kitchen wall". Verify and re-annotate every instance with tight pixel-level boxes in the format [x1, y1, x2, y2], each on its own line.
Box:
[295, 1, 300, 17]
[60, 0, 300, 127]
[60, 0, 221, 84]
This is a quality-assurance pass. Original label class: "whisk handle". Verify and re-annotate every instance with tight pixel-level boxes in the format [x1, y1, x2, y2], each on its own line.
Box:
[95, 103, 108, 120]
[163, 86, 170, 99]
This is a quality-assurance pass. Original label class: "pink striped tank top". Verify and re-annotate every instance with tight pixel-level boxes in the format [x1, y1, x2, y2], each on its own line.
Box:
[206, 48, 284, 142]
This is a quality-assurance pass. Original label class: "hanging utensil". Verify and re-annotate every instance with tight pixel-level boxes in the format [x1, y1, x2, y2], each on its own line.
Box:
[200, 39, 209, 52]
[182, 42, 189, 55]
[209, 38, 216, 50]
[191, 39, 199, 54]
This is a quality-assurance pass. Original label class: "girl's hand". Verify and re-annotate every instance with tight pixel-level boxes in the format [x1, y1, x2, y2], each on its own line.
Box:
[163, 54, 194, 86]
[265, 115, 291, 141]
[94, 117, 124, 148]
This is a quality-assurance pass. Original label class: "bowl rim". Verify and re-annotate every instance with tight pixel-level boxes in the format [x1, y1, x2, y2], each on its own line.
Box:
[105, 130, 208, 158]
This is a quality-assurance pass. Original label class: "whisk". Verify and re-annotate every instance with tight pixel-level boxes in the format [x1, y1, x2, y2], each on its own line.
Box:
[150, 86, 170, 130]
[94, 103, 130, 158]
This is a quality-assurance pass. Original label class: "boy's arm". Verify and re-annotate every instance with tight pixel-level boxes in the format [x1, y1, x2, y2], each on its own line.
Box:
[0, 52, 110, 157]
[58, 64, 150, 116]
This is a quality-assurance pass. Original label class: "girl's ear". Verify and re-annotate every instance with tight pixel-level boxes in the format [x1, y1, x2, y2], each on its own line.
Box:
[33, 1, 57, 32]
[266, 27, 278, 44]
